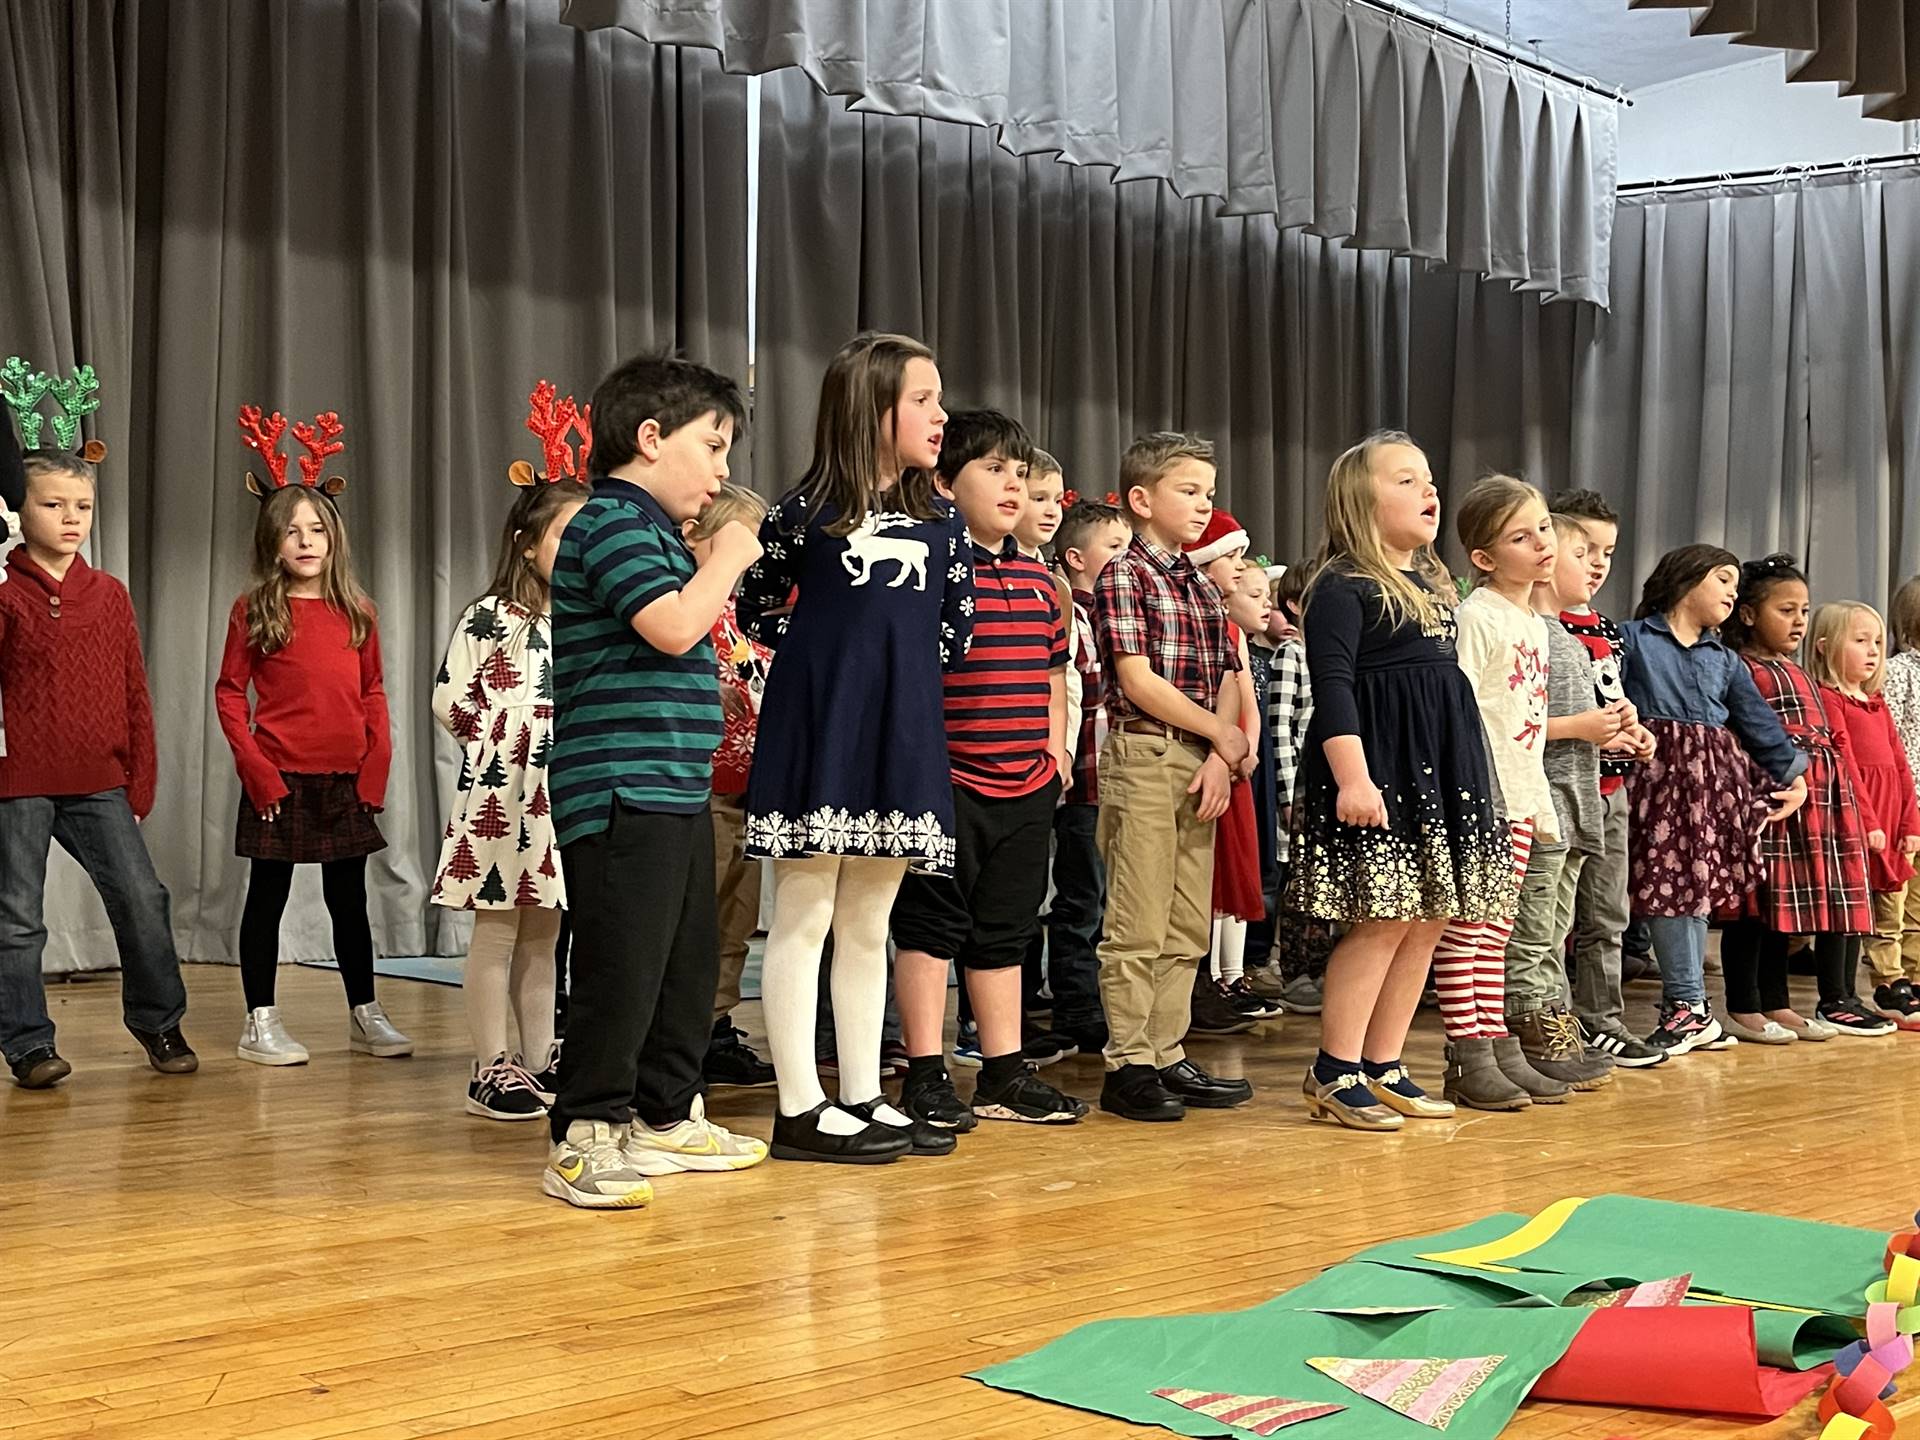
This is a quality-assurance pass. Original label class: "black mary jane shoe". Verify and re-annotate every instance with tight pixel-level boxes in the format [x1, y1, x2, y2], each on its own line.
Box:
[839, 1097, 958, 1156]
[770, 1101, 912, 1164]
[1157, 1059, 1253, 1108]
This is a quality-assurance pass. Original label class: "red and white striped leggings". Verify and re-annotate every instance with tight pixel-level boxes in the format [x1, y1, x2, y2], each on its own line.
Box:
[1432, 820, 1533, 1040]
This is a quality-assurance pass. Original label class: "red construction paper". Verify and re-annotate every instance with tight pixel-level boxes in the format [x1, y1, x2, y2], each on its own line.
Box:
[1532, 1306, 1832, 1419]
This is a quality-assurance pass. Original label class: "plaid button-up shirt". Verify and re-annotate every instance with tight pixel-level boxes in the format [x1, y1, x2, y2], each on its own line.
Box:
[1093, 533, 1238, 726]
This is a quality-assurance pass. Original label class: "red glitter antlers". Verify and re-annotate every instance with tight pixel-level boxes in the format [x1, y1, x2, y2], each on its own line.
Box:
[507, 380, 592, 487]
[239, 405, 347, 499]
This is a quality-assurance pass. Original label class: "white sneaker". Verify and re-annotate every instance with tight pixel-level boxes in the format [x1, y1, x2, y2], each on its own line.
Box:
[623, 1095, 769, 1173]
[348, 1001, 413, 1057]
[237, 1007, 309, 1066]
[543, 1121, 654, 1209]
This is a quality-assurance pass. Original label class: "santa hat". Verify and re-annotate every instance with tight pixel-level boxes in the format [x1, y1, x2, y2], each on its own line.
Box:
[1184, 508, 1250, 568]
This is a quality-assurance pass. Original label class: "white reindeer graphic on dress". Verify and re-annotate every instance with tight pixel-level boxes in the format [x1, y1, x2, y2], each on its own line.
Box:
[840, 513, 929, 590]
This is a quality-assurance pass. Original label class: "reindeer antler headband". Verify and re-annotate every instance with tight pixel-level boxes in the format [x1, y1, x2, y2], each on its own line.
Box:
[3, 356, 107, 462]
[239, 405, 347, 499]
[506, 380, 592, 487]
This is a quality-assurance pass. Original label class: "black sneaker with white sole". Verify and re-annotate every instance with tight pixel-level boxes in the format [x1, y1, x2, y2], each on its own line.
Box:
[970, 1067, 1089, 1124]
[1817, 997, 1898, 1036]
[1020, 1031, 1079, 1067]
[1582, 1020, 1668, 1068]
[704, 1025, 777, 1088]
[901, 1068, 979, 1132]
[466, 1056, 548, 1121]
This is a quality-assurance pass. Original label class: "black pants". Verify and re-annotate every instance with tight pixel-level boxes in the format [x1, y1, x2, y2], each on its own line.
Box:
[551, 802, 717, 1142]
[893, 780, 1061, 971]
[1720, 918, 1859, 1011]
[239, 858, 376, 1010]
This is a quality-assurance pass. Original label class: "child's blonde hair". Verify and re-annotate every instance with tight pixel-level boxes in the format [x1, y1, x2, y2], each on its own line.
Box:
[1889, 575, 1920, 655]
[688, 482, 769, 542]
[1308, 430, 1452, 629]
[1455, 473, 1544, 578]
[1808, 601, 1887, 694]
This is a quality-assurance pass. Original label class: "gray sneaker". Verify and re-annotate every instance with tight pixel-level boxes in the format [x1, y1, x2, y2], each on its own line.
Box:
[237, 1006, 309, 1066]
[349, 1001, 413, 1058]
[1278, 973, 1324, 1014]
[543, 1121, 654, 1209]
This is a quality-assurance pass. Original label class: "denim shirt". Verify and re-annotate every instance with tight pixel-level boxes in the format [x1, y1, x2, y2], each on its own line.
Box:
[1618, 614, 1808, 785]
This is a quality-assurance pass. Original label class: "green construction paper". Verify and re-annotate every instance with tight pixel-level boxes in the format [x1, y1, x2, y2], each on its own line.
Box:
[972, 1304, 1589, 1440]
[1262, 1261, 1556, 1316]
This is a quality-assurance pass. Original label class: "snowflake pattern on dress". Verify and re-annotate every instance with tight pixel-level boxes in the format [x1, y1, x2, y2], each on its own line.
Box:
[744, 805, 957, 874]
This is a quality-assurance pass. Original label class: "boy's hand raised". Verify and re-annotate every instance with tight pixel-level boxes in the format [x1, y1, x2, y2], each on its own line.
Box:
[704, 520, 763, 572]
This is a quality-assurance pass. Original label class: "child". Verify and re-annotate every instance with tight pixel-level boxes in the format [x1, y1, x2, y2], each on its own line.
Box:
[1239, 559, 1288, 1007]
[1718, 557, 1881, 1040]
[1440, 476, 1606, 1106]
[1810, 601, 1917, 1034]
[739, 332, 974, 1165]
[1264, 561, 1336, 1014]
[1547, 490, 1665, 1066]
[216, 407, 410, 1067]
[893, 410, 1087, 1130]
[693, 483, 780, 1087]
[1180, 510, 1272, 1033]
[1619, 545, 1809, 1055]
[540, 354, 769, 1208]
[1047, 499, 1130, 1053]
[1094, 432, 1252, 1122]
[1873, 575, 1920, 1022]
[431, 387, 589, 1120]
[0, 416, 195, 1087]
[1291, 431, 1511, 1130]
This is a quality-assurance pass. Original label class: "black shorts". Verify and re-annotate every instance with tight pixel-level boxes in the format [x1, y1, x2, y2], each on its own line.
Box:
[891, 778, 1061, 970]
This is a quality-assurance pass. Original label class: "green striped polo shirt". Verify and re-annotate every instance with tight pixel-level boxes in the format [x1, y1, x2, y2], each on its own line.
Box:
[549, 478, 722, 845]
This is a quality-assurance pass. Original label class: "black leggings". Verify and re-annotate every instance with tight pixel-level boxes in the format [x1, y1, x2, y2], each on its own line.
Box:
[239, 858, 377, 1010]
[1720, 918, 1859, 1011]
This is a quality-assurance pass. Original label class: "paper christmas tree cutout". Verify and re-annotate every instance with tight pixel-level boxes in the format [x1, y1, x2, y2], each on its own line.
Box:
[1304, 1355, 1504, 1432]
[1151, 1388, 1342, 1435]
[1576, 1273, 1692, 1309]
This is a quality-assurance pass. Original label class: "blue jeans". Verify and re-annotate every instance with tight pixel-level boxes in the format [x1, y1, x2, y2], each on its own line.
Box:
[1643, 914, 1707, 1006]
[1046, 804, 1107, 1031]
[0, 790, 188, 1064]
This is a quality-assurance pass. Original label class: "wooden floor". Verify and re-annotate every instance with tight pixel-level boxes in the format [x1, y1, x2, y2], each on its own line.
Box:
[4, 964, 1918, 1440]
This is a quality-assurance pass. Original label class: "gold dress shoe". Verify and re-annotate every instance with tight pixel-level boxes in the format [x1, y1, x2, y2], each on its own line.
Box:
[1365, 1064, 1457, 1118]
[1302, 1068, 1403, 1131]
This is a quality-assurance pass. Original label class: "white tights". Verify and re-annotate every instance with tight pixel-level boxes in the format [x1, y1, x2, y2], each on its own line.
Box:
[1209, 915, 1248, 984]
[464, 906, 561, 1067]
[760, 854, 909, 1135]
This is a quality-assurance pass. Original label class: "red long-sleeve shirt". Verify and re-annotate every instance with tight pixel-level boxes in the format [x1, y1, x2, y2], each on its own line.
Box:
[214, 595, 391, 812]
[0, 550, 158, 817]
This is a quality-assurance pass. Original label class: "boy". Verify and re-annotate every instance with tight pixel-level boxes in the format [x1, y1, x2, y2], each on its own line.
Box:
[693, 482, 778, 1090]
[543, 354, 769, 1209]
[893, 411, 1088, 1128]
[1093, 432, 1251, 1122]
[0, 450, 196, 1087]
[1547, 490, 1667, 1067]
[1046, 498, 1130, 1054]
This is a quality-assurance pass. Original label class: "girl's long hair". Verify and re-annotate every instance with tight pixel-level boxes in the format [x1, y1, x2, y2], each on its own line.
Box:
[1633, 543, 1739, 621]
[475, 482, 588, 622]
[245, 486, 372, 654]
[1307, 430, 1453, 629]
[796, 332, 945, 536]
[1455, 473, 1543, 581]
[1808, 601, 1887, 695]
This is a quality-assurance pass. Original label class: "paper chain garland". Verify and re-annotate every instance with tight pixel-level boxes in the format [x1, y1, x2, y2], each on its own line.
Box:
[2, 356, 101, 451]
[1817, 1208, 1920, 1439]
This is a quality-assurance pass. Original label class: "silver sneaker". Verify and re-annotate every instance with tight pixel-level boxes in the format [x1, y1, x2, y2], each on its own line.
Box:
[237, 1006, 309, 1066]
[348, 1001, 413, 1058]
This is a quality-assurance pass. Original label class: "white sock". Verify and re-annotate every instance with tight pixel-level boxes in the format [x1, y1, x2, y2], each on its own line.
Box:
[829, 856, 909, 1106]
[861, 1100, 914, 1127]
[1211, 916, 1248, 984]
[761, 856, 862, 1134]
[508, 907, 561, 1063]
[463, 910, 521, 1065]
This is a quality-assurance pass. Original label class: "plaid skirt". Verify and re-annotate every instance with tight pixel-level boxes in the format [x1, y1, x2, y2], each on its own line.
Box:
[235, 772, 386, 863]
[1741, 733, 1873, 935]
[1627, 719, 1766, 920]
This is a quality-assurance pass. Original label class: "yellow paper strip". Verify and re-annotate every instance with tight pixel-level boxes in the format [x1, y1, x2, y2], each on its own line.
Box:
[1817, 1414, 1873, 1440]
[1415, 1198, 1590, 1270]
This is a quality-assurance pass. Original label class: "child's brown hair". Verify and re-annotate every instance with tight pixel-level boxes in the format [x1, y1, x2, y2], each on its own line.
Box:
[1455, 474, 1544, 579]
[1118, 432, 1213, 524]
[244, 487, 372, 654]
[1890, 576, 1920, 655]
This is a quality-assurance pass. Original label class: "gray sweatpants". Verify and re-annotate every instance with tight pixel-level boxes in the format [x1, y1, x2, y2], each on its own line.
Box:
[1555, 785, 1630, 1033]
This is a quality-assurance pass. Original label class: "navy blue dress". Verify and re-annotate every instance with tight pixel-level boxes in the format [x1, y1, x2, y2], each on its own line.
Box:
[739, 492, 974, 876]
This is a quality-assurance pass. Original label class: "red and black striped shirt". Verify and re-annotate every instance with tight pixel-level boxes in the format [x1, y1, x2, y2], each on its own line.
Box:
[944, 536, 1069, 797]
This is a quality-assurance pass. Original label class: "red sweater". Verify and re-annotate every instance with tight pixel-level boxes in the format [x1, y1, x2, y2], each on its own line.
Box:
[0, 551, 158, 816]
[215, 595, 392, 811]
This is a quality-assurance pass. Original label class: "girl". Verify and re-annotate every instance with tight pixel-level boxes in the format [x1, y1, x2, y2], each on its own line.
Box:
[739, 332, 975, 1164]
[215, 409, 408, 1065]
[1290, 432, 1515, 1132]
[1266, 560, 1337, 1015]
[1873, 575, 1920, 1022]
[1717, 556, 1877, 1042]
[1810, 601, 1916, 1034]
[1439, 477, 1610, 1109]
[432, 461, 587, 1119]
[1619, 545, 1808, 1056]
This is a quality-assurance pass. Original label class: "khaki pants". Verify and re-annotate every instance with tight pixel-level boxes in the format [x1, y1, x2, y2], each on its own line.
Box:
[1864, 881, 1920, 986]
[1095, 730, 1216, 1069]
[711, 791, 761, 1022]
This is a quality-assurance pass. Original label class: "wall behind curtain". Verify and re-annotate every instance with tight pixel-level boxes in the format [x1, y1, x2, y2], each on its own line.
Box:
[753, 69, 1411, 565]
[1, 0, 749, 968]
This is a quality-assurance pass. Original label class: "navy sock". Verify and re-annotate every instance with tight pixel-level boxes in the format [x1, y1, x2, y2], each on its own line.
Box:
[1363, 1056, 1422, 1096]
[1313, 1050, 1362, 1087]
[980, 1050, 1025, 1089]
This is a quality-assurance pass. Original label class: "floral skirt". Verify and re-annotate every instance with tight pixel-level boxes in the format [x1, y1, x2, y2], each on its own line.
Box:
[1626, 720, 1765, 920]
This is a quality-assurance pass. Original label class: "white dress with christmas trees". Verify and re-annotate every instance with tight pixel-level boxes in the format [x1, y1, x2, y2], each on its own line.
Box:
[431, 597, 565, 910]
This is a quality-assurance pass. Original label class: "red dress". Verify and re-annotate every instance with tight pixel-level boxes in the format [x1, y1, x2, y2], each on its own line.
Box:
[1824, 686, 1920, 892]
[1213, 623, 1265, 920]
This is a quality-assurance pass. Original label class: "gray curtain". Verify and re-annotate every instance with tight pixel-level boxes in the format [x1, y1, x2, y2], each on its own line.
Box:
[2, 0, 749, 970]
[566, 0, 1621, 305]
[753, 69, 1410, 565]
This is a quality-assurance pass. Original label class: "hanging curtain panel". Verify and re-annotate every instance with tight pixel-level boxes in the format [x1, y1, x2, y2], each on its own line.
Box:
[2, 0, 749, 970]
[565, 0, 1622, 305]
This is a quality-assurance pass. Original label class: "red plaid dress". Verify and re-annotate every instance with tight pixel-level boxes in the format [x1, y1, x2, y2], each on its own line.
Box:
[1740, 657, 1873, 935]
